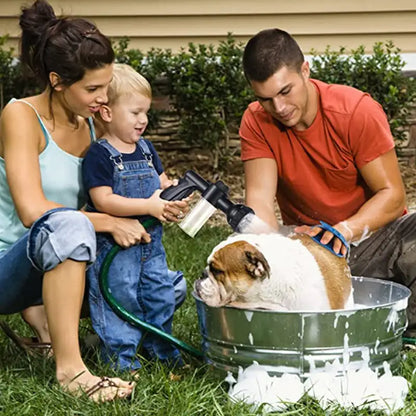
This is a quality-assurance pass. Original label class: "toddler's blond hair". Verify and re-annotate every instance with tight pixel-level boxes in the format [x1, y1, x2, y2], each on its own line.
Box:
[107, 63, 152, 105]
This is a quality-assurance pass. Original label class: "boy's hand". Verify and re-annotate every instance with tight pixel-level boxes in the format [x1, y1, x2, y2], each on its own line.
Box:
[147, 188, 191, 222]
[147, 189, 168, 220]
[161, 178, 178, 190]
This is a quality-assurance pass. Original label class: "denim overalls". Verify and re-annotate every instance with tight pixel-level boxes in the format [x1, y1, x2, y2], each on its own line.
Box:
[87, 139, 183, 370]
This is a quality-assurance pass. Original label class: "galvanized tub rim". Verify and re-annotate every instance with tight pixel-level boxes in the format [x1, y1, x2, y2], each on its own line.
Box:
[193, 276, 411, 313]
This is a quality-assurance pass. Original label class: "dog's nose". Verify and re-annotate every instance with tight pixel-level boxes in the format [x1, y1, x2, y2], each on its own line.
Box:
[194, 279, 201, 294]
[194, 269, 209, 296]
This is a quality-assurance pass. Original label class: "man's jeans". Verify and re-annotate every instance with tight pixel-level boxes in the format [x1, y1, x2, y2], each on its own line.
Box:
[349, 213, 416, 335]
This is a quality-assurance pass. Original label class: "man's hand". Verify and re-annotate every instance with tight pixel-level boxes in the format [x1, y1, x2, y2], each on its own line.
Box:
[294, 224, 349, 257]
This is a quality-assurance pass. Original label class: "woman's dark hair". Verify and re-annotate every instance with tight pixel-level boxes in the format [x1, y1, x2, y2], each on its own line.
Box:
[19, 0, 114, 89]
[243, 28, 304, 82]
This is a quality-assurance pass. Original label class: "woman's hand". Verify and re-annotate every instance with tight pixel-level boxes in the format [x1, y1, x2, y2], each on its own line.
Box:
[110, 217, 151, 248]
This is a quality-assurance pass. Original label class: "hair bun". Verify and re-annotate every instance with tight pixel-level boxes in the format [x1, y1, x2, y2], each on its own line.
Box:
[19, 0, 57, 33]
[19, 0, 114, 89]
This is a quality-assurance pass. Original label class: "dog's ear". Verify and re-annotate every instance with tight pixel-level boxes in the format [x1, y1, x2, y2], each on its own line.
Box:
[245, 250, 270, 280]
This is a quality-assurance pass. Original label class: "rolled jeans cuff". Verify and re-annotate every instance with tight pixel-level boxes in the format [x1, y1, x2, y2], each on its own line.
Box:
[27, 207, 96, 272]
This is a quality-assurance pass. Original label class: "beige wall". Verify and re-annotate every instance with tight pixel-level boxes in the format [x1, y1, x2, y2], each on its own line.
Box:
[1, 0, 415, 55]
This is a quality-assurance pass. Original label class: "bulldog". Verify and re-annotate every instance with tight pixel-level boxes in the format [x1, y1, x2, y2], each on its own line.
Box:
[194, 232, 353, 311]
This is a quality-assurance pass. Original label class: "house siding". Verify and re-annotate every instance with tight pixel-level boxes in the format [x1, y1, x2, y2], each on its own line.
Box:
[1, 0, 415, 54]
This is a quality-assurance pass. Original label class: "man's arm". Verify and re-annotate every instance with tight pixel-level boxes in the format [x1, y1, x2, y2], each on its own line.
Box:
[244, 158, 280, 230]
[307, 149, 406, 255]
[336, 148, 405, 239]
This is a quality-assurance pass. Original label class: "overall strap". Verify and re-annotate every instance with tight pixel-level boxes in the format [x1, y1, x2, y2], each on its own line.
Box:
[87, 117, 96, 142]
[10, 98, 50, 146]
[138, 138, 154, 167]
[96, 139, 124, 170]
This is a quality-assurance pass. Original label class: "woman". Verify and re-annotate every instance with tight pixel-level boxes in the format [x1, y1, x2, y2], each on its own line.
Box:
[0, 0, 151, 401]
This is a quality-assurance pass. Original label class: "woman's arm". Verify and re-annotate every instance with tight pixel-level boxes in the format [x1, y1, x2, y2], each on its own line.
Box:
[0, 102, 62, 227]
[81, 210, 151, 247]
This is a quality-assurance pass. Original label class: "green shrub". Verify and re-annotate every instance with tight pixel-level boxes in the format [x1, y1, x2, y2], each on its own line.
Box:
[0, 35, 40, 110]
[114, 38, 172, 94]
[2, 35, 415, 148]
[167, 36, 253, 164]
[310, 41, 416, 141]
[0, 35, 18, 109]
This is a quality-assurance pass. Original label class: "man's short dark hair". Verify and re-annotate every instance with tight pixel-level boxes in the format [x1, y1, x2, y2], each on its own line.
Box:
[243, 28, 304, 82]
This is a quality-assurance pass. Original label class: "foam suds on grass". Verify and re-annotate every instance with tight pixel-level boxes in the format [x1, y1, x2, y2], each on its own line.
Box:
[226, 360, 409, 414]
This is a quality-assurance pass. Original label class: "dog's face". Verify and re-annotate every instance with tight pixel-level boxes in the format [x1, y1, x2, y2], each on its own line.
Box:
[195, 239, 270, 307]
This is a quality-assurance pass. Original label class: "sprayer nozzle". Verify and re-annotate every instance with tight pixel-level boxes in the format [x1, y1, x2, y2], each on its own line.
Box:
[226, 204, 255, 232]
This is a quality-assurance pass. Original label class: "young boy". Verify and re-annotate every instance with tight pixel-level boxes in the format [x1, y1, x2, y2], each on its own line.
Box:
[82, 63, 187, 371]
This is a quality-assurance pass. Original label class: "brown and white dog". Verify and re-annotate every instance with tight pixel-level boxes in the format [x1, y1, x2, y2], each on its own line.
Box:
[194, 233, 353, 311]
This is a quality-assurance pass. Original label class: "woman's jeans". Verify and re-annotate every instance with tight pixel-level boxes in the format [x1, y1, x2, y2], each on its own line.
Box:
[0, 208, 96, 314]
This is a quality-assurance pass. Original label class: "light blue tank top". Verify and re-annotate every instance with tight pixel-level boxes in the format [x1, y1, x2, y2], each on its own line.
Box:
[0, 99, 96, 251]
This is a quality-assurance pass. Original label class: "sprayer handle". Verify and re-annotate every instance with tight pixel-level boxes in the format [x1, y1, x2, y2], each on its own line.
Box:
[160, 170, 209, 201]
[160, 182, 194, 201]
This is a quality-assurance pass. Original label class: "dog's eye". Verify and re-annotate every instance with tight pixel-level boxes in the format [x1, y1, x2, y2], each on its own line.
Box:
[209, 264, 224, 278]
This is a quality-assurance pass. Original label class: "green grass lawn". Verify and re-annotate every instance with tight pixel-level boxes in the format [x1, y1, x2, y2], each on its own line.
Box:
[1, 224, 416, 415]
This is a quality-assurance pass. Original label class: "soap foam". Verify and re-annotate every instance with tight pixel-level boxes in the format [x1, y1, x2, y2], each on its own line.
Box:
[227, 362, 409, 414]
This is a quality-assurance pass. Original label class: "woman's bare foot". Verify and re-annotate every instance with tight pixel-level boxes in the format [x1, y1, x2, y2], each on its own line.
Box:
[21, 305, 51, 344]
[58, 369, 135, 402]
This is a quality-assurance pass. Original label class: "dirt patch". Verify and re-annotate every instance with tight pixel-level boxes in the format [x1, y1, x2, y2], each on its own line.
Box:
[160, 149, 416, 227]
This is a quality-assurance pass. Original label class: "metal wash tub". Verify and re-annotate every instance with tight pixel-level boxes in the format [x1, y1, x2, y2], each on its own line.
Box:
[193, 277, 411, 378]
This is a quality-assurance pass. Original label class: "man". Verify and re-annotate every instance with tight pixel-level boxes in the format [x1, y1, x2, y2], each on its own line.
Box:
[240, 28, 416, 333]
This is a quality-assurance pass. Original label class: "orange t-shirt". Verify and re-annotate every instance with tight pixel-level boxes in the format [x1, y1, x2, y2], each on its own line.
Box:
[239, 79, 395, 226]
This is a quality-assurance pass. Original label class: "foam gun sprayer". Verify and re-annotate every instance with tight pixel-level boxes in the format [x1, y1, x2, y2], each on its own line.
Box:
[160, 170, 256, 237]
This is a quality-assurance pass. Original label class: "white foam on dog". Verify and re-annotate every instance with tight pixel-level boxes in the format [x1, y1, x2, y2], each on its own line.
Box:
[227, 361, 409, 414]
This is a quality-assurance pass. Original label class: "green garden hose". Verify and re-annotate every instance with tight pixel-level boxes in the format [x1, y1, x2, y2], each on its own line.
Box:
[98, 218, 204, 359]
[402, 337, 416, 345]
